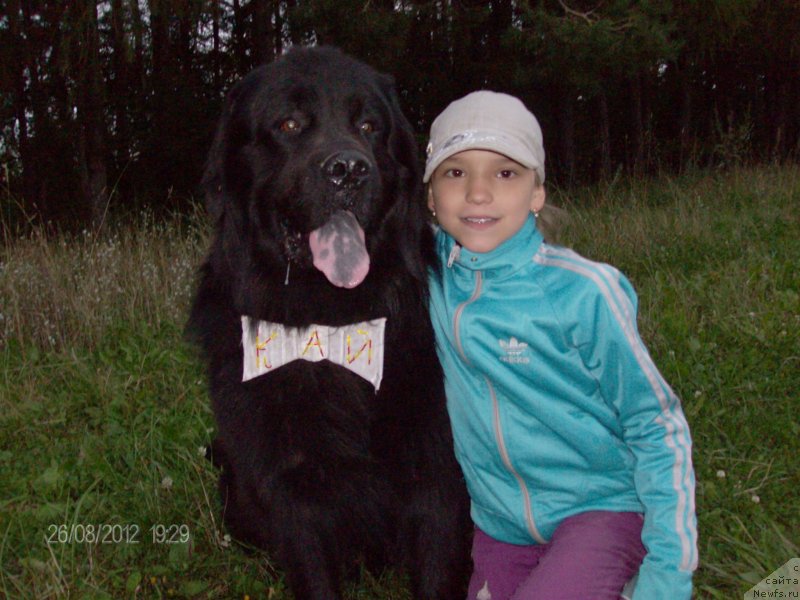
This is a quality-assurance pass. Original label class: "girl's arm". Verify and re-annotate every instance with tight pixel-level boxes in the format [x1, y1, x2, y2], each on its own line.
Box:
[581, 267, 697, 600]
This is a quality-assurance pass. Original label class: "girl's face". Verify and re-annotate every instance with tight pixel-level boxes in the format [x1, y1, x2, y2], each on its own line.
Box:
[427, 149, 545, 254]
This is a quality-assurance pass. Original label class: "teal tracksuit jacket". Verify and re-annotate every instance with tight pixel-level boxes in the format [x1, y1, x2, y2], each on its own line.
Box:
[428, 215, 697, 599]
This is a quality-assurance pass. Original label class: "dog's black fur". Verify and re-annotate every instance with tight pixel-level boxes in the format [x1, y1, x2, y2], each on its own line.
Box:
[188, 46, 469, 599]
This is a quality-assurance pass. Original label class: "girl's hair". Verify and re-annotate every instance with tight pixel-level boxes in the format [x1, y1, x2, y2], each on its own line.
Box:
[535, 204, 568, 244]
[532, 173, 567, 245]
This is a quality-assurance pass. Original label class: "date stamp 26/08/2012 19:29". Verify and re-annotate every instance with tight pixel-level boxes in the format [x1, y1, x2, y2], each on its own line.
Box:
[44, 523, 190, 545]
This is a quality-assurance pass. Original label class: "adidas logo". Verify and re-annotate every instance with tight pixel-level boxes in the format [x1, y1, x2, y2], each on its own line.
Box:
[499, 337, 530, 364]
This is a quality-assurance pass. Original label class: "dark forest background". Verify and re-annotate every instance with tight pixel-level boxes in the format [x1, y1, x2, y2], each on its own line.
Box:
[1, 0, 798, 228]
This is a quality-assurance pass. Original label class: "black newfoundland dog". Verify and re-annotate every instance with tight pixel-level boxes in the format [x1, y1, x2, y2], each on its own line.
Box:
[189, 46, 469, 599]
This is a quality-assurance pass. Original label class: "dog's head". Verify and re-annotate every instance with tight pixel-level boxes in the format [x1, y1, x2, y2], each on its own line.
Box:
[204, 46, 424, 289]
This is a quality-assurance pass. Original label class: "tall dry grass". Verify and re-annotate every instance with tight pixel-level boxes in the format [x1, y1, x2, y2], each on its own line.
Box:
[0, 212, 210, 351]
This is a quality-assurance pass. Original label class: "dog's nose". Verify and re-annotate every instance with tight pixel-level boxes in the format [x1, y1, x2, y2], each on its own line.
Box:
[322, 151, 371, 189]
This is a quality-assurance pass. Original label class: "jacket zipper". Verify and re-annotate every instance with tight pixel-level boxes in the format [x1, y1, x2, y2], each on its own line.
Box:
[452, 270, 545, 544]
[485, 377, 545, 544]
[453, 270, 480, 359]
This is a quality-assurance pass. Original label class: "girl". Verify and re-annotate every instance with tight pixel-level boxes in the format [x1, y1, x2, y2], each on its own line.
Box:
[424, 90, 697, 600]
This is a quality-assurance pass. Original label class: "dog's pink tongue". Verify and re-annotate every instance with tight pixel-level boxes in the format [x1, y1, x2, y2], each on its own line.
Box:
[309, 210, 370, 288]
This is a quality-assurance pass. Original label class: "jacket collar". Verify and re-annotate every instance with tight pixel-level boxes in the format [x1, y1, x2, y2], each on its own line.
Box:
[436, 214, 543, 278]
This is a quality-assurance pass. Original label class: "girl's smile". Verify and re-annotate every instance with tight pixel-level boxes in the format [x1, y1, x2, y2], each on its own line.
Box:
[462, 216, 498, 227]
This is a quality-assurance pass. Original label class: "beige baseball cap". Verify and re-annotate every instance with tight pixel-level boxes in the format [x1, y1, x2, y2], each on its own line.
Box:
[423, 90, 545, 184]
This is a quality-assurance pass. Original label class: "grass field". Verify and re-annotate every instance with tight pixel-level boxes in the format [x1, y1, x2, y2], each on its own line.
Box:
[1, 166, 798, 599]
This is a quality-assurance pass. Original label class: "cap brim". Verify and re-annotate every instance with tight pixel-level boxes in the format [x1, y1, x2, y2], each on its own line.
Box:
[423, 132, 542, 182]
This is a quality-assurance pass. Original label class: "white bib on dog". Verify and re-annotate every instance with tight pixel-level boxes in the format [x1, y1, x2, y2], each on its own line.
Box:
[241, 316, 387, 391]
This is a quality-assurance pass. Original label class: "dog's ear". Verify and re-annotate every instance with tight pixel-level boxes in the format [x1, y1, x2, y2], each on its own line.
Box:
[202, 81, 249, 222]
[202, 123, 226, 222]
[375, 74, 432, 282]
[377, 74, 419, 178]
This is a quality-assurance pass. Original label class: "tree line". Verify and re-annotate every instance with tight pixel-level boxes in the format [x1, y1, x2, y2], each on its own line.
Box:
[1, 0, 798, 228]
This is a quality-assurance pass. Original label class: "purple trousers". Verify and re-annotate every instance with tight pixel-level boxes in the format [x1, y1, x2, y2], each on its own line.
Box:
[466, 511, 646, 600]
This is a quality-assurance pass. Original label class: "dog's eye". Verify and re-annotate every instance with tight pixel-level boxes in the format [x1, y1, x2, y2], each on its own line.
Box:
[359, 121, 375, 134]
[279, 119, 301, 133]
